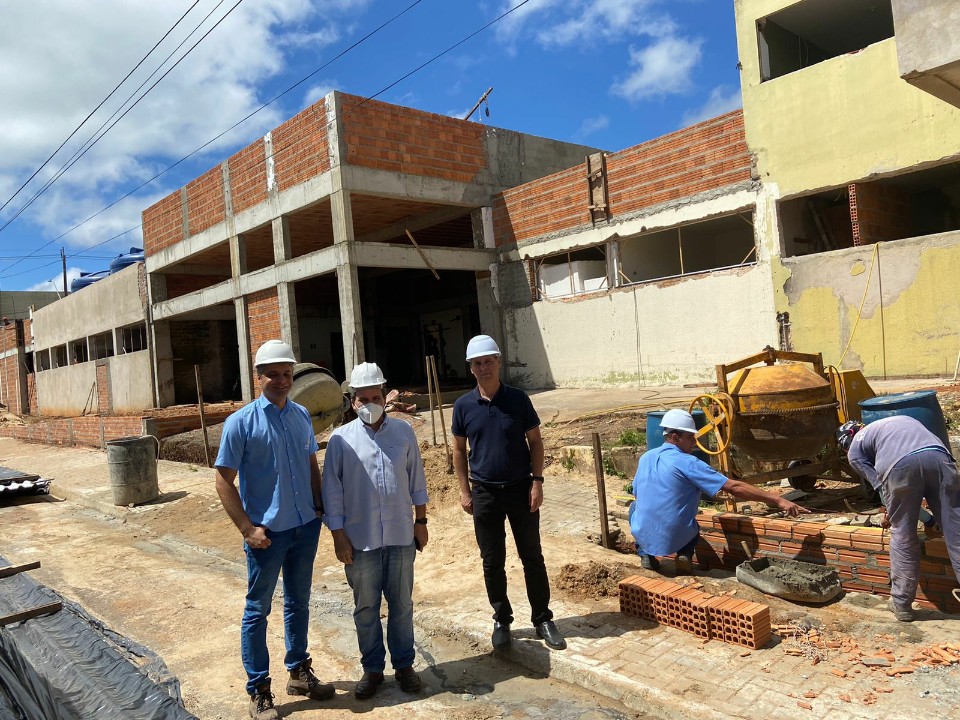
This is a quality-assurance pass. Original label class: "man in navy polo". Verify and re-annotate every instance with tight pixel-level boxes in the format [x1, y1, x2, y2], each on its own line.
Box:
[452, 335, 565, 651]
[215, 339, 335, 719]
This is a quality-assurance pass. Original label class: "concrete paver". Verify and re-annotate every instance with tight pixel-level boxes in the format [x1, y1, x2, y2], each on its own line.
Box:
[3, 431, 960, 719]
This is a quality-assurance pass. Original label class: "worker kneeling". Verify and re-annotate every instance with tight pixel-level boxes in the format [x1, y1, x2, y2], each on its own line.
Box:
[630, 409, 808, 575]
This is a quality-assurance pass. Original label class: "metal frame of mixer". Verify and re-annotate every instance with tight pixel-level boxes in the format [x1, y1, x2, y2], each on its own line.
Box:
[688, 348, 858, 499]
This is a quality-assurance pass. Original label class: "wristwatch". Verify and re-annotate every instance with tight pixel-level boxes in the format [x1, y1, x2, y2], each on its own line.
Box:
[531, 475, 544, 482]
[414, 517, 428, 525]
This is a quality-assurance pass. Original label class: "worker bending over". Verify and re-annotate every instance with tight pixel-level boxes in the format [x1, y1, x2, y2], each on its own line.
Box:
[839, 416, 960, 621]
[630, 409, 808, 574]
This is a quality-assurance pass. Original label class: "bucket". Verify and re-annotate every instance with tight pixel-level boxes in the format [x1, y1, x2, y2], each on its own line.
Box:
[106, 435, 160, 506]
[859, 390, 950, 449]
[646, 410, 709, 462]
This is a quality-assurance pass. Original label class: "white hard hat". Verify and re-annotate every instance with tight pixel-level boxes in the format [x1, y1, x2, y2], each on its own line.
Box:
[349, 362, 386, 390]
[466, 334, 501, 361]
[255, 339, 296, 367]
[661, 409, 697, 435]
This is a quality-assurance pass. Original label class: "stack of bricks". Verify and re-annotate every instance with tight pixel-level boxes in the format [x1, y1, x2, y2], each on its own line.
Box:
[694, 509, 960, 612]
[620, 575, 771, 650]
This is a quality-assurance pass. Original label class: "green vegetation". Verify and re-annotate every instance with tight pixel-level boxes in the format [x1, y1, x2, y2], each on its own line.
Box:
[559, 455, 576, 472]
[616, 429, 644, 447]
[603, 456, 626, 479]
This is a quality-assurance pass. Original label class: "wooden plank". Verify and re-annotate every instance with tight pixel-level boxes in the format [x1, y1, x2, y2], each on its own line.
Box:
[0, 561, 40, 579]
[0, 601, 62, 627]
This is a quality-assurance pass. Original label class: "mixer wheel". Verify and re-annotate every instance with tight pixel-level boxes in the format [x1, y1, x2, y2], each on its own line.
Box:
[787, 459, 818, 491]
[689, 393, 734, 456]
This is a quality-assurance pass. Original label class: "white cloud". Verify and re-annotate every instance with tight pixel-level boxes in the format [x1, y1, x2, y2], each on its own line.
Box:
[28, 266, 86, 293]
[0, 0, 359, 251]
[682, 85, 743, 126]
[575, 115, 609, 139]
[497, 0, 673, 46]
[611, 35, 703, 101]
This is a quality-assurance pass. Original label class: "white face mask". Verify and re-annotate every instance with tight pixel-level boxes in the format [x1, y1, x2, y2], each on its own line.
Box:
[356, 402, 384, 425]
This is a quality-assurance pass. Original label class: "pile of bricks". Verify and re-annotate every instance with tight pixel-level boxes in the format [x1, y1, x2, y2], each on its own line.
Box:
[619, 575, 771, 650]
[694, 509, 960, 611]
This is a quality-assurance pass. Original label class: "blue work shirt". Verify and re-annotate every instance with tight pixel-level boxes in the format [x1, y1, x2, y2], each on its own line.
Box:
[321, 416, 428, 551]
[630, 443, 726, 556]
[215, 394, 319, 533]
[451, 384, 540, 484]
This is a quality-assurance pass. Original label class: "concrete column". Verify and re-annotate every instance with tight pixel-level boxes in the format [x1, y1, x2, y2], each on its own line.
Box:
[273, 215, 292, 262]
[277, 282, 300, 359]
[230, 235, 247, 278]
[331, 188, 364, 370]
[150, 319, 175, 407]
[234, 296, 253, 402]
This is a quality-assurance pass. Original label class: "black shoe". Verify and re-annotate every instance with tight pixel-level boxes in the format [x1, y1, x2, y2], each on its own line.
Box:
[535, 620, 566, 650]
[491, 621, 511, 649]
[394, 666, 422, 693]
[287, 658, 335, 700]
[354, 671, 384, 700]
[640, 554, 660, 571]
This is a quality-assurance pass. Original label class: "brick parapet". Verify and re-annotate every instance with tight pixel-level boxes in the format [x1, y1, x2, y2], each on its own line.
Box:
[694, 509, 959, 612]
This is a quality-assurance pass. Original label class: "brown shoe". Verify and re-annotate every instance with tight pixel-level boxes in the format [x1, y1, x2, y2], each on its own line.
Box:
[287, 658, 335, 700]
[249, 682, 279, 720]
[354, 671, 384, 700]
[395, 666, 422, 693]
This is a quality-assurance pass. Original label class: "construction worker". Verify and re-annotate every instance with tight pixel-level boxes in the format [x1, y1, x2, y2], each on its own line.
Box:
[452, 334, 566, 652]
[839, 416, 960, 621]
[214, 340, 334, 720]
[631, 409, 808, 574]
[322, 362, 428, 700]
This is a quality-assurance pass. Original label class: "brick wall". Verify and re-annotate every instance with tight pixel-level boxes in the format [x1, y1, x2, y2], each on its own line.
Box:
[0, 415, 142, 448]
[246, 289, 280, 397]
[0, 320, 27, 416]
[694, 509, 959, 612]
[142, 190, 184, 257]
[228, 141, 268, 215]
[340, 94, 487, 184]
[165, 274, 229, 300]
[493, 110, 753, 247]
[274, 98, 330, 192]
[96, 362, 111, 414]
[849, 182, 913, 246]
[186, 165, 226, 235]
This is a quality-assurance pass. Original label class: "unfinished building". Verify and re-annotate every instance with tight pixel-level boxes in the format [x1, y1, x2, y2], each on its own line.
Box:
[142, 92, 597, 404]
[737, 0, 960, 377]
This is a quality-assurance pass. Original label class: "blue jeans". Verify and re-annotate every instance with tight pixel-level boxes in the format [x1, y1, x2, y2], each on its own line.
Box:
[344, 543, 417, 673]
[241, 518, 321, 694]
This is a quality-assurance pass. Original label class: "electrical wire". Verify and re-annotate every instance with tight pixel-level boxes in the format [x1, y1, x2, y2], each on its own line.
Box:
[0, 1, 203, 216]
[0, 0, 248, 251]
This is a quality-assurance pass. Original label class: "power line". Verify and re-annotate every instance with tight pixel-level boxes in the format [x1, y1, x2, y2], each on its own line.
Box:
[4, 0, 531, 280]
[0, 1, 203, 216]
[0, 0, 247, 249]
[0, 228, 139, 280]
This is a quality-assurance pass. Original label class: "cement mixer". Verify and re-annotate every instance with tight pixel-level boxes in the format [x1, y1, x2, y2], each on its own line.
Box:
[288, 363, 349, 434]
[688, 348, 872, 493]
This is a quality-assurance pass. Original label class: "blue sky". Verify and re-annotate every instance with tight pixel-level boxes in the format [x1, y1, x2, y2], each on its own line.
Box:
[0, 0, 742, 292]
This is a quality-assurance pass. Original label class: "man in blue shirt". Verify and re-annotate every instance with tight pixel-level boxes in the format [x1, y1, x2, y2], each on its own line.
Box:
[452, 334, 565, 652]
[215, 340, 334, 720]
[841, 416, 960, 621]
[322, 362, 428, 701]
[631, 409, 807, 575]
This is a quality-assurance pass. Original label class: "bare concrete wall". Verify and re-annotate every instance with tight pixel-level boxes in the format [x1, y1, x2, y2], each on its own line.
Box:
[36, 363, 97, 416]
[33, 264, 145, 349]
[109, 351, 154, 412]
[892, 0, 960, 108]
[502, 264, 777, 389]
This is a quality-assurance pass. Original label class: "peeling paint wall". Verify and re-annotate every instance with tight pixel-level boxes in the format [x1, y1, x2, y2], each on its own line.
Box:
[502, 264, 778, 389]
[776, 231, 960, 376]
[736, 0, 960, 196]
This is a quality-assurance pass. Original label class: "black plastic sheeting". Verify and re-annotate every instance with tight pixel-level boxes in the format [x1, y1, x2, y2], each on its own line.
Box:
[0, 557, 197, 720]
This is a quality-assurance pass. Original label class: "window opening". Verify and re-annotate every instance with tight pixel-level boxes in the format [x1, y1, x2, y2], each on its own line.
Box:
[536, 246, 609, 299]
[120, 322, 148, 353]
[70, 339, 89, 364]
[90, 332, 115, 360]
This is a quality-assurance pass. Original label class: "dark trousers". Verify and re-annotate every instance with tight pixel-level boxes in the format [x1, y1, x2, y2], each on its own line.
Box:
[472, 481, 553, 626]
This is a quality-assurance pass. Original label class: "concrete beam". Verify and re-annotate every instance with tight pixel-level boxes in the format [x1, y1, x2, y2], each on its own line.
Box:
[152, 281, 234, 321]
[353, 242, 494, 272]
[340, 164, 487, 207]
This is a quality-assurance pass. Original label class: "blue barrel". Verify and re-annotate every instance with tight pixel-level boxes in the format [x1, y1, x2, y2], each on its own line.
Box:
[109, 247, 145, 274]
[646, 409, 710, 462]
[859, 391, 950, 449]
[70, 270, 110, 292]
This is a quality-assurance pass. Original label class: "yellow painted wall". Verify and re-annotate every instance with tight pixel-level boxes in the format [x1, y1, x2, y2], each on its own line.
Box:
[776, 232, 960, 377]
[735, 1, 960, 197]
